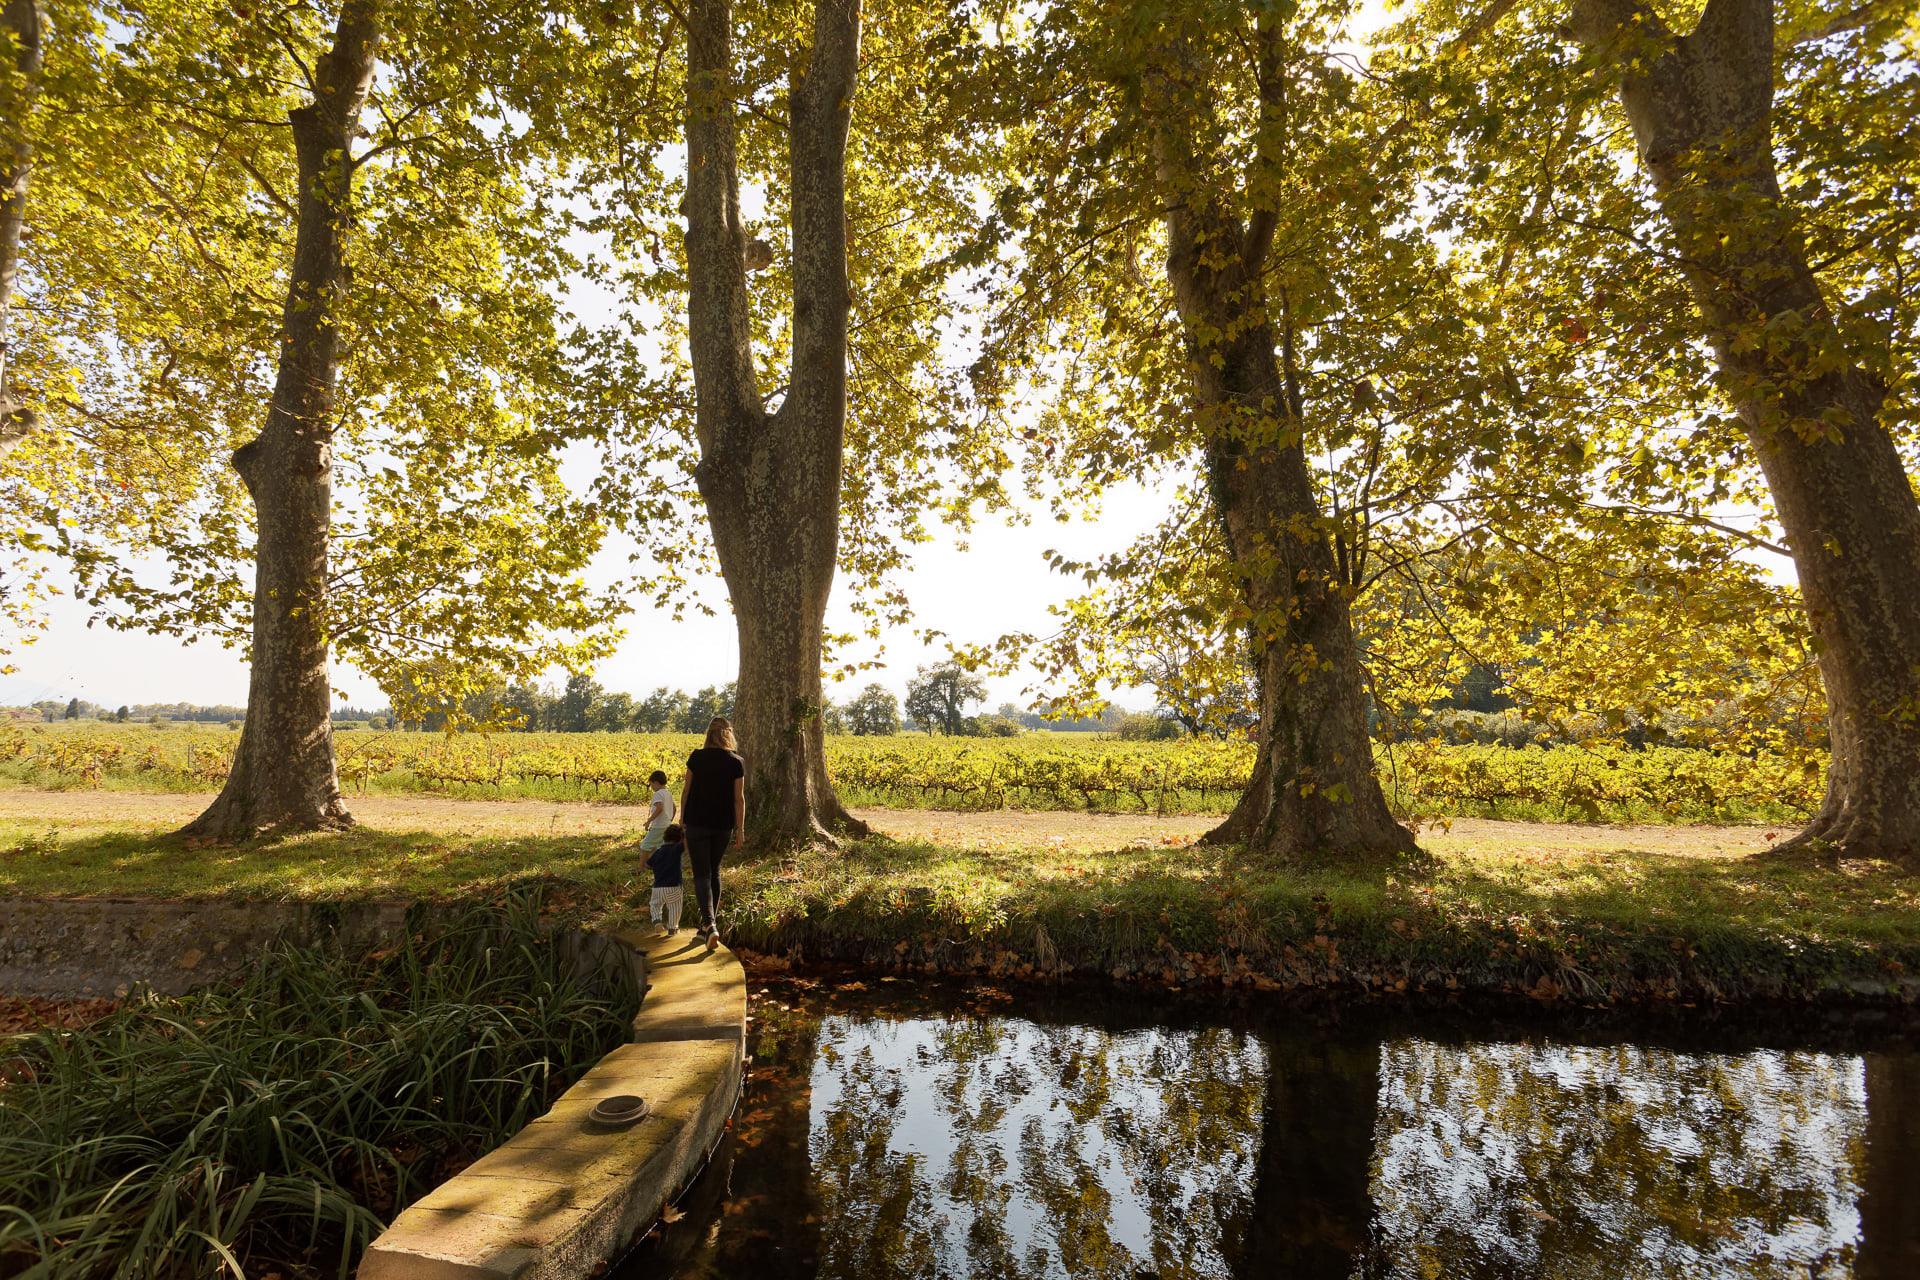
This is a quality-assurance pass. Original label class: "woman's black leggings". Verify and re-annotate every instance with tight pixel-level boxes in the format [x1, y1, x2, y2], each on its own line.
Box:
[683, 826, 730, 930]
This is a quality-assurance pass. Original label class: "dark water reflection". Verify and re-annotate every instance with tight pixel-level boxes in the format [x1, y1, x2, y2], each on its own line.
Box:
[624, 983, 1920, 1279]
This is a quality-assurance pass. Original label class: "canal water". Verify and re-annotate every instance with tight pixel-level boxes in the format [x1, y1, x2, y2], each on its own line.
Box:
[622, 979, 1920, 1279]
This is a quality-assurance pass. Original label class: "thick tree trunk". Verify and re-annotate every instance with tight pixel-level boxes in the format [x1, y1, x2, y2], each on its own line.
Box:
[682, 0, 866, 846]
[1147, 23, 1414, 863]
[0, 0, 42, 453]
[184, 2, 379, 841]
[1191, 340, 1413, 860]
[1208, 732, 1273, 845]
[1573, 0, 1920, 865]
[699, 441, 865, 842]
[1169, 290, 1412, 860]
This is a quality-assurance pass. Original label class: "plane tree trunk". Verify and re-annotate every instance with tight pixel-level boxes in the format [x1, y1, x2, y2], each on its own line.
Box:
[682, 0, 866, 846]
[1151, 20, 1415, 863]
[185, 1, 379, 841]
[0, 0, 42, 453]
[1571, 0, 1920, 865]
[1208, 740, 1273, 847]
[1182, 322, 1411, 861]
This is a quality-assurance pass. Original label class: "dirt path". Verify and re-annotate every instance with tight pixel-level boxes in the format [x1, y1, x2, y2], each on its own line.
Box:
[852, 807, 1780, 859]
[0, 789, 657, 837]
[0, 787, 1779, 858]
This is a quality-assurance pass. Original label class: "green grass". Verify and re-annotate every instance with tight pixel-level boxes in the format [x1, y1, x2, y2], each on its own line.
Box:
[0, 892, 639, 1280]
[0, 822, 630, 900]
[704, 834, 1920, 1005]
[3, 807, 1914, 1007]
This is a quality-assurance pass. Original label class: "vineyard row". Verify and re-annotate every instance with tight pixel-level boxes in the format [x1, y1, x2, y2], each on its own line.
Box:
[0, 727, 1821, 824]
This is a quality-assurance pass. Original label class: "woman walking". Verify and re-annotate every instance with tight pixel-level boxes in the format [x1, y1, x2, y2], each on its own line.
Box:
[680, 716, 745, 952]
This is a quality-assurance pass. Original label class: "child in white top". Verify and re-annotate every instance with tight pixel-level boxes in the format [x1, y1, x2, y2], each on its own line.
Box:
[640, 769, 675, 851]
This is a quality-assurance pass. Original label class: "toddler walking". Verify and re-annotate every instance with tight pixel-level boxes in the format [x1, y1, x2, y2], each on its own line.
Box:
[640, 769, 675, 852]
[647, 823, 686, 934]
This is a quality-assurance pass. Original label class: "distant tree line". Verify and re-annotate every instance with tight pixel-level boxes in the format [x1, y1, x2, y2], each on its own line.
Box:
[401, 676, 744, 735]
[398, 672, 1124, 737]
[5, 668, 1157, 737]
[902, 662, 1136, 737]
[3, 699, 251, 724]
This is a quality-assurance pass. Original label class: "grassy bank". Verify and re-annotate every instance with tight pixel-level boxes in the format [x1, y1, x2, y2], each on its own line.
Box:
[2, 796, 1914, 1008]
[706, 836, 1919, 1007]
[0, 893, 637, 1280]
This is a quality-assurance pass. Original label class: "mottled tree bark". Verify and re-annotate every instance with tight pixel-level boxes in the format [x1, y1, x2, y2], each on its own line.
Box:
[0, 0, 42, 453]
[185, 2, 379, 840]
[1151, 22, 1414, 863]
[1209, 738, 1274, 846]
[1572, 0, 1920, 865]
[682, 0, 866, 846]
[1152, 238, 1413, 859]
[1188, 355, 1412, 862]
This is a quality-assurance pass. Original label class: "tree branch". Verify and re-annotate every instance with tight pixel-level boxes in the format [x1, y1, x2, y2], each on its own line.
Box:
[1689, 0, 1775, 88]
[786, 0, 861, 426]
[1567, 0, 1672, 53]
[1241, 4, 1286, 271]
[682, 0, 761, 439]
[1783, 0, 1900, 45]
[352, 130, 442, 168]
[1450, 0, 1522, 47]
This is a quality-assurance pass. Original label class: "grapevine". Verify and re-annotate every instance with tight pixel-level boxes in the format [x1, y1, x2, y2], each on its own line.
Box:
[0, 724, 1823, 823]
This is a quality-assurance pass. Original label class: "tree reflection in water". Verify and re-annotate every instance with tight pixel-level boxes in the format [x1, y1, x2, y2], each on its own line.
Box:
[1856, 1051, 1920, 1280]
[1369, 1040, 1867, 1279]
[622, 988, 1917, 1280]
[808, 1015, 1265, 1279]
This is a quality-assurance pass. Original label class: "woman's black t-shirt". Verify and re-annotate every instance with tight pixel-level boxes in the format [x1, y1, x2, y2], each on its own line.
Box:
[684, 747, 745, 830]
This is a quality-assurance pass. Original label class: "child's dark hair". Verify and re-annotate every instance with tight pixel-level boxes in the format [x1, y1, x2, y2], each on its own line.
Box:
[649, 769, 667, 786]
[664, 822, 684, 843]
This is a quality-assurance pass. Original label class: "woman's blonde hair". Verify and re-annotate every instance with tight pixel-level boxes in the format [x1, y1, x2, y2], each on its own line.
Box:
[704, 716, 737, 751]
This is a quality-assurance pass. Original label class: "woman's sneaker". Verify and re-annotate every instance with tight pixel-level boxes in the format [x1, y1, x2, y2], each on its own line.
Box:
[705, 928, 720, 953]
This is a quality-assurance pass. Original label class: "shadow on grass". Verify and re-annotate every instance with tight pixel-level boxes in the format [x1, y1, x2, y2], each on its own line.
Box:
[1432, 847, 1920, 951]
[8, 824, 1917, 1002]
[716, 831, 1920, 1000]
[0, 827, 647, 901]
[722, 832, 1431, 967]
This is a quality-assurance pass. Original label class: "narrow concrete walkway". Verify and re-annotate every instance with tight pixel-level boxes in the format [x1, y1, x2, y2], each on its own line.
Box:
[360, 928, 746, 1280]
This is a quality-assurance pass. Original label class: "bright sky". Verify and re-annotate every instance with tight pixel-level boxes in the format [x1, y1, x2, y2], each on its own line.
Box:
[0, 478, 1176, 712]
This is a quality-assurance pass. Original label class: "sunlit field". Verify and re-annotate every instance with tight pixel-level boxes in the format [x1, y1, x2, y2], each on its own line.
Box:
[0, 721, 1822, 824]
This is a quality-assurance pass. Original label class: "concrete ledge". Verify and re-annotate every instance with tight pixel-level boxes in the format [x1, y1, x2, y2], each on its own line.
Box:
[628, 933, 748, 1046]
[359, 926, 747, 1280]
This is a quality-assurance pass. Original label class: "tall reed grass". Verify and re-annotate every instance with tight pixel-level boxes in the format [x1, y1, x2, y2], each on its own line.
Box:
[0, 892, 638, 1279]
